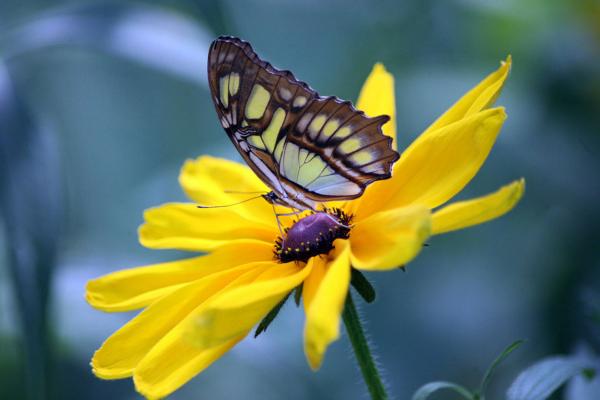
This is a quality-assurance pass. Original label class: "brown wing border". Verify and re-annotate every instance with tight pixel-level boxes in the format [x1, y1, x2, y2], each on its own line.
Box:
[208, 36, 400, 202]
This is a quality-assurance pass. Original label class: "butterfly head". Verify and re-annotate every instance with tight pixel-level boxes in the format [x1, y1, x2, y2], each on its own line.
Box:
[261, 191, 280, 205]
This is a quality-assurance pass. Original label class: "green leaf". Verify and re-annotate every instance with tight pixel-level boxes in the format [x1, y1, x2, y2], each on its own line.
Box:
[507, 356, 594, 400]
[581, 368, 596, 380]
[565, 345, 600, 400]
[412, 381, 474, 400]
[294, 283, 303, 307]
[477, 340, 524, 397]
[351, 269, 376, 303]
[566, 367, 600, 400]
[254, 292, 291, 338]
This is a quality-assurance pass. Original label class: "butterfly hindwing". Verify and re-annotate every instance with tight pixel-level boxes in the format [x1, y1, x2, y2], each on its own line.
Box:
[208, 36, 399, 205]
[279, 96, 396, 200]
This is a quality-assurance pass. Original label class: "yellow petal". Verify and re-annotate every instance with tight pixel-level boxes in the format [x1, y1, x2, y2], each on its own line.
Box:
[179, 156, 273, 222]
[91, 261, 268, 380]
[134, 334, 245, 400]
[303, 240, 351, 370]
[302, 256, 327, 312]
[432, 179, 525, 235]
[357, 63, 397, 149]
[356, 108, 506, 218]
[392, 108, 506, 209]
[138, 202, 277, 252]
[86, 240, 274, 312]
[424, 56, 511, 135]
[131, 261, 308, 399]
[350, 205, 431, 270]
[188, 261, 312, 347]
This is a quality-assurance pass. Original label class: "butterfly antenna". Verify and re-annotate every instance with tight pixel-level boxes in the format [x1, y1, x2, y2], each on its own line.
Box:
[271, 203, 285, 236]
[196, 194, 264, 209]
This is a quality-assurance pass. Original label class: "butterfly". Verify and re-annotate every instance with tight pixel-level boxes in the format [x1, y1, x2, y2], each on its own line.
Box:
[207, 36, 399, 212]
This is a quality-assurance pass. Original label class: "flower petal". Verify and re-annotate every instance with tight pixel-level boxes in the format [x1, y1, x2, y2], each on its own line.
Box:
[188, 261, 312, 348]
[302, 256, 327, 312]
[130, 261, 310, 399]
[179, 156, 273, 222]
[357, 63, 397, 149]
[91, 261, 269, 380]
[86, 240, 274, 312]
[424, 56, 511, 135]
[303, 240, 351, 370]
[392, 108, 506, 209]
[432, 179, 525, 235]
[356, 107, 506, 218]
[138, 202, 277, 251]
[350, 205, 431, 270]
[135, 334, 243, 400]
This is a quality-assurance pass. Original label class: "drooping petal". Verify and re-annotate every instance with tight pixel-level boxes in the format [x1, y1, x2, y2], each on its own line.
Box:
[357, 63, 397, 149]
[423, 56, 511, 135]
[86, 240, 274, 312]
[179, 156, 273, 222]
[138, 203, 277, 252]
[131, 261, 310, 399]
[350, 205, 431, 270]
[356, 108, 506, 218]
[135, 334, 243, 400]
[432, 179, 525, 235]
[187, 261, 312, 348]
[91, 261, 270, 380]
[302, 256, 327, 312]
[303, 241, 351, 370]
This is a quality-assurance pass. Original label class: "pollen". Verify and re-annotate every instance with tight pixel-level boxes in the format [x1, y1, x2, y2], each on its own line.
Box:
[274, 208, 352, 263]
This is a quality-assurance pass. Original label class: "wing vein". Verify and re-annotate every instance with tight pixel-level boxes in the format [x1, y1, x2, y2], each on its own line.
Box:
[313, 100, 346, 143]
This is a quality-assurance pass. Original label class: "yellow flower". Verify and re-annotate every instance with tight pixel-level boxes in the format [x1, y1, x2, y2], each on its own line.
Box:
[87, 57, 524, 399]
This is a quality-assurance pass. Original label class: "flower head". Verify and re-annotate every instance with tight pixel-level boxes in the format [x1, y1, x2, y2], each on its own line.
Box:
[87, 57, 524, 399]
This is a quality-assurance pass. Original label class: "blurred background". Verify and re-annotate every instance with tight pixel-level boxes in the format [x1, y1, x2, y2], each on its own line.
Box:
[1, 0, 599, 399]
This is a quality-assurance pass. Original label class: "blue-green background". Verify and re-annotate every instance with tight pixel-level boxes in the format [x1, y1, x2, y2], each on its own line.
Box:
[1, 1, 599, 399]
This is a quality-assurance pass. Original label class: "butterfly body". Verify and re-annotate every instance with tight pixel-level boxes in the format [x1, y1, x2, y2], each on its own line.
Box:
[208, 36, 399, 211]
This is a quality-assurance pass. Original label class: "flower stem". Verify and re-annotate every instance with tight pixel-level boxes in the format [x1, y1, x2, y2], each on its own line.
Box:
[342, 291, 389, 400]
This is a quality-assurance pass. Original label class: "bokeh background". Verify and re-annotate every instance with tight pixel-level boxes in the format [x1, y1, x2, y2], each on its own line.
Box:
[1, 1, 599, 399]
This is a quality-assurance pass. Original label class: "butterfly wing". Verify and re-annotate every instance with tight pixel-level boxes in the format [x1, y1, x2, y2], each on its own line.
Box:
[208, 36, 399, 205]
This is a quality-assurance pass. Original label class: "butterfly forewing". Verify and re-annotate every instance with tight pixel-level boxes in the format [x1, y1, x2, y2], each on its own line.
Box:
[208, 36, 399, 208]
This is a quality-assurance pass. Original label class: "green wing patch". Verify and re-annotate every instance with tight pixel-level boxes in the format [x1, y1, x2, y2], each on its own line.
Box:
[208, 36, 399, 206]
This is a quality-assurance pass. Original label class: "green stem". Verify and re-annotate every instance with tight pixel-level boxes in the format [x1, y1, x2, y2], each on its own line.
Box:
[342, 291, 389, 400]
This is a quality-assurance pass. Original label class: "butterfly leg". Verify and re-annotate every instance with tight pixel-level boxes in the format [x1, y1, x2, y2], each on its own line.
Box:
[271, 203, 285, 237]
[271, 207, 306, 237]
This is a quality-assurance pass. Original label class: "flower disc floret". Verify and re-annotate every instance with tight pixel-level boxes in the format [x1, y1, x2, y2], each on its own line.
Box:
[275, 209, 352, 263]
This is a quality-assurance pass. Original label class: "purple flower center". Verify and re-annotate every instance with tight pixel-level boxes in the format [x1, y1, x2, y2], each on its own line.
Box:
[275, 209, 352, 263]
